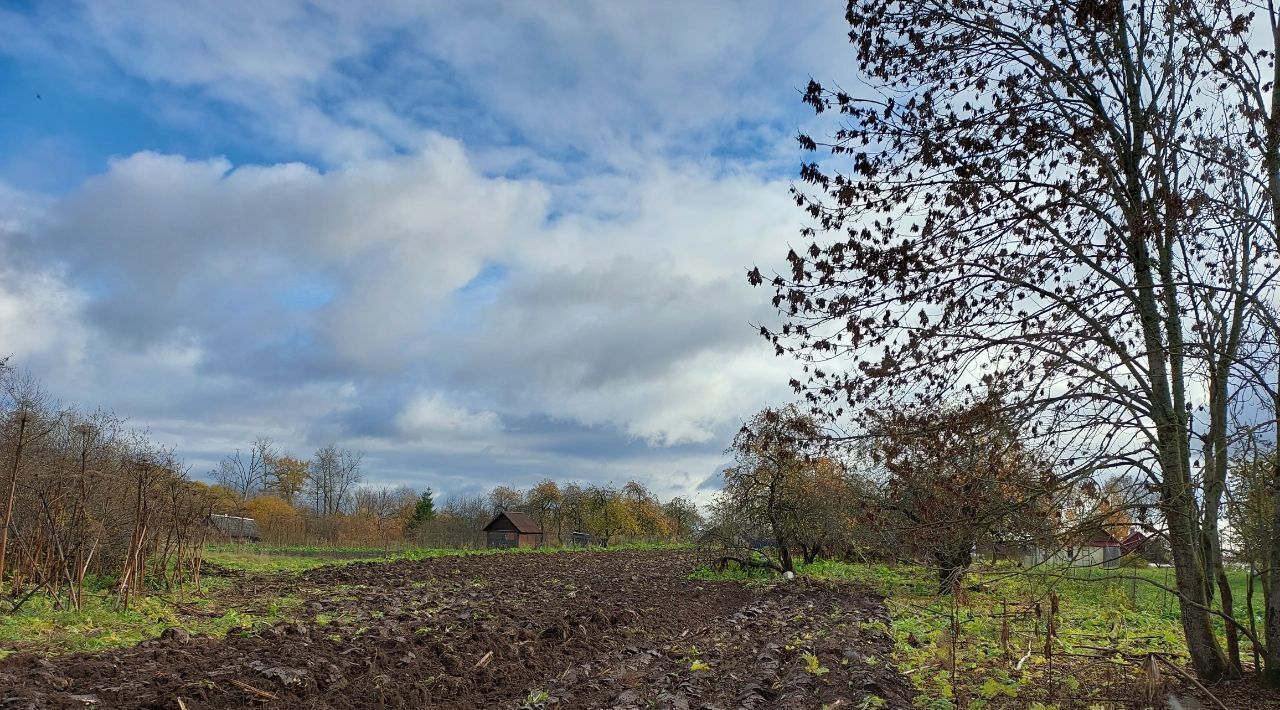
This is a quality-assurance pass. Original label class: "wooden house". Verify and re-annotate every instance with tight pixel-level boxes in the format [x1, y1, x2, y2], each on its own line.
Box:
[483, 511, 544, 549]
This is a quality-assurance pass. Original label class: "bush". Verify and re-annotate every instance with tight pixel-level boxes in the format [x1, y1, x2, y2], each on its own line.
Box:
[1117, 553, 1149, 568]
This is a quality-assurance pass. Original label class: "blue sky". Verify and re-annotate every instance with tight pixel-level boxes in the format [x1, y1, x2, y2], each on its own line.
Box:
[0, 1, 853, 501]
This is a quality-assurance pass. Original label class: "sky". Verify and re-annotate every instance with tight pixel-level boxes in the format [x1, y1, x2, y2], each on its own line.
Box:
[0, 1, 855, 502]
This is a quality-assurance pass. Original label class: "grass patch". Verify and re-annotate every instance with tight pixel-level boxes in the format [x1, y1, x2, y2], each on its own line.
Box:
[696, 559, 1262, 708]
[0, 580, 302, 659]
[202, 547, 394, 574]
[204, 540, 691, 574]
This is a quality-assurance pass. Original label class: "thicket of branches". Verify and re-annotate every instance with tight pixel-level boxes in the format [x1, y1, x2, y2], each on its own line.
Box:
[207, 437, 403, 546]
[706, 402, 1094, 592]
[0, 365, 216, 611]
[703, 406, 861, 574]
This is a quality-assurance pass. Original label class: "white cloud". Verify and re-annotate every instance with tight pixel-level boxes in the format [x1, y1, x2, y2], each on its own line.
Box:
[7, 1, 854, 167]
[4, 147, 798, 472]
[30, 138, 549, 370]
[396, 392, 502, 437]
[0, 267, 88, 376]
[446, 165, 799, 445]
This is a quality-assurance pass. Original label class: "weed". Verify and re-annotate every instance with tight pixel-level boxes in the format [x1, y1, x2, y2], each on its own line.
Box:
[523, 689, 551, 706]
[801, 652, 829, 676]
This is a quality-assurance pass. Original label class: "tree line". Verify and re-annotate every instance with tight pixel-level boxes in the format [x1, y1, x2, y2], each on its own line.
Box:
[410, 479, 702, 548]
[206, 436, 703, 548]
[206, 436, 405, 545]
[0, 360, 706, 614]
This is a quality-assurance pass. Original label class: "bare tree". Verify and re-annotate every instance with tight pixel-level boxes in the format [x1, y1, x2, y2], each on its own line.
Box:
[717, 406, 823, 574]
[0, 368, 52, 594]
[487, 485, 524, 515]
[1181, 1, 1280, 684]
[307, 445, 363, 516]
[352, 484, 412, 519]
[213, 436, 275, 502]
[758, 0, 1268, 681]
[0, 367, 211, 609]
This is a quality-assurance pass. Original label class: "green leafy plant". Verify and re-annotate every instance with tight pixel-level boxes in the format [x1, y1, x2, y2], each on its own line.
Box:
[801, 652, 829, 676]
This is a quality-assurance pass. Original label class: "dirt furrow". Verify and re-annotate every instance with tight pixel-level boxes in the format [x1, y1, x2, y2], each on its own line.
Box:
[0, 550, 916, 709]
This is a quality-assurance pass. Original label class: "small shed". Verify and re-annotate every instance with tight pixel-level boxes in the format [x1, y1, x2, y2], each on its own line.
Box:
[1055, 528, 1124, 567]
[483, 511, 544, 549]
[206, 514, 261, 542]
[568, 531, 606, 548]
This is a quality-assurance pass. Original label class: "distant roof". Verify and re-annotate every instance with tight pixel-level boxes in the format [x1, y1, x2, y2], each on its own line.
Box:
[1080, 527, 1129, 547]
[1119, 531, 1148, 553]
[483, 510, 543, 534]
[207, 513, 260, 539]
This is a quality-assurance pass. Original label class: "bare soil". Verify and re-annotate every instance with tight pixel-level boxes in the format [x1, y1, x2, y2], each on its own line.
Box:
[0, 550, 917, 709]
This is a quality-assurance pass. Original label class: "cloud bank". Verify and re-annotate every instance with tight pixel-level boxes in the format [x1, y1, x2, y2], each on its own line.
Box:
[0, 1, 850, 499]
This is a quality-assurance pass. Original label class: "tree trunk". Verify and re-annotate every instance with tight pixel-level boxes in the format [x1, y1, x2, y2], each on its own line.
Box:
[1216, 569, 1243, 676]
[1265, 452, 1280, 687]
[777, 536, 794, 574]
[1259, 11, 1280, 688]
[1162, 473, 1233, 682]
[934, 548, 972, 595]
[1203, 368, 1243, 677]
[802, 544, 821, 565]
[1129, 206, 1232, 681]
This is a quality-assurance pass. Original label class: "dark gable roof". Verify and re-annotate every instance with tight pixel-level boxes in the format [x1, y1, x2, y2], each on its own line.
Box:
[483, 510, 543, 534]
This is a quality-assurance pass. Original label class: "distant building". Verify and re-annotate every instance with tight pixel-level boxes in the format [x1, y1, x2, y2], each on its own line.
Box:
[989, 528, 1150, 568]
[483, 511, 544, 549]
[567, 531, 606, 548]
[1057, 528, 1149, 568]
[206, 514, 261, 543]
[1071, 528, 1125, 567]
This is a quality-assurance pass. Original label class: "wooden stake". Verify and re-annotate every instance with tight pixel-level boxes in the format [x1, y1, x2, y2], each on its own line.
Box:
[228, 678, 278, 701]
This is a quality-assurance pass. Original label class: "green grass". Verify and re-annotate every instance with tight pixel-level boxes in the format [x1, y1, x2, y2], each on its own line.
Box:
[202, 547, 395, 573]
[698, 558, 1263, 708]
[203, 540, 691, 574]
[0, 579, 302, 659]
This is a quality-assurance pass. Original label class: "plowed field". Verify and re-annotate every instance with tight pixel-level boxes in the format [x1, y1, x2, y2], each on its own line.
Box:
[0, 550, 916, 709]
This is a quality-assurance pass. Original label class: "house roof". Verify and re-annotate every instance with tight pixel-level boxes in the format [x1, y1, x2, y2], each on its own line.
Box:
[207, 513, 260, 539]
[1080, 527, 1122, 547]
[1119, 531, 1148, 553]
[483, 510, 543, 534]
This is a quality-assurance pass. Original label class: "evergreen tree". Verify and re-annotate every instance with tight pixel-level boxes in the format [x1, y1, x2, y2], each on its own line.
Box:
[409, 488, 436, 528]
